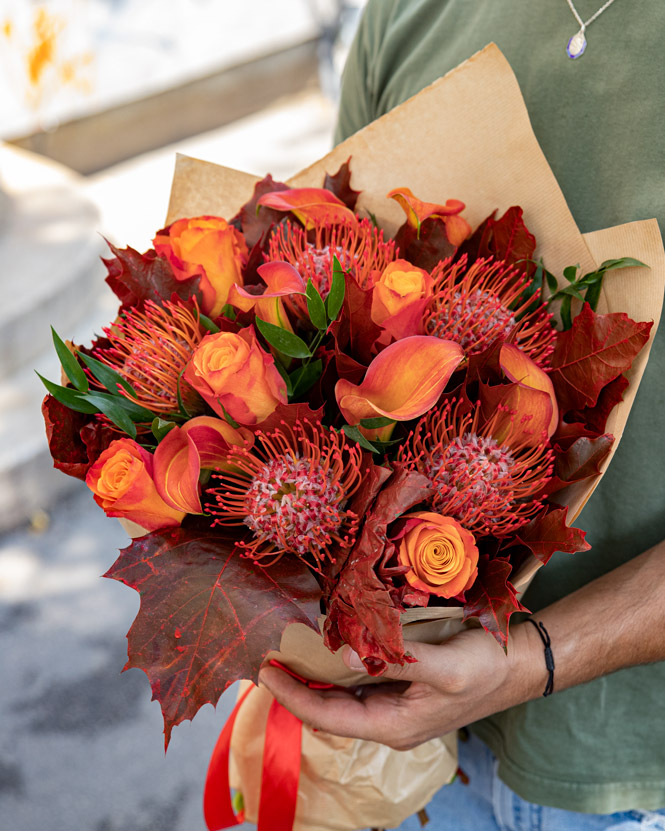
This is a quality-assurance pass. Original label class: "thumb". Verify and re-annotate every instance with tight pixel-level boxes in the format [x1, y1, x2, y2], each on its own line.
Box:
[343, 641, 444, 684]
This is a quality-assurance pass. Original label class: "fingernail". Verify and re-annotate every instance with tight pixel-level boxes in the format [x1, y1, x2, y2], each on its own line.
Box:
[346, 648, 365, 670]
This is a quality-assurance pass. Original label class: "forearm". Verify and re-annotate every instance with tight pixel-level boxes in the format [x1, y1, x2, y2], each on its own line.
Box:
[512, 537, 665, 702]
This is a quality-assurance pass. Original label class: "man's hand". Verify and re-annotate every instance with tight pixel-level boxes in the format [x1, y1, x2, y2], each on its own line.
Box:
[260, 538, 665, 749]
[259, 624, 542, 750]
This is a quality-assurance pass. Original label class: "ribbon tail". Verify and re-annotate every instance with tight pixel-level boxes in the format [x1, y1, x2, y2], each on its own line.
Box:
[257, 698, 303, 831]
[204, 685, 255, 831]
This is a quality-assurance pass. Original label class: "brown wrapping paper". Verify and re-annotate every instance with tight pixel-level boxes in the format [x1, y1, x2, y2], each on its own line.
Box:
[158, 43, 664, 830]
[229, 683, 457, 831]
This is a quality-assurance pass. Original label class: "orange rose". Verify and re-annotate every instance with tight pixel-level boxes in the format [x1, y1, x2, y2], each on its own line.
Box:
[153, 216, 248, 317]
[397, 511, 478, 599]
[184, 327, 287, 425]
[371, 259, 433, 340]
[86, 439, 185, 531]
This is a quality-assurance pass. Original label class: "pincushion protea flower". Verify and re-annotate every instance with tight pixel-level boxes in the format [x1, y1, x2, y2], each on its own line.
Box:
[95, 299, 206, 417]
[268, 218, 395, 319]
[425, 257, 556, 366]
[207, 420, 365, 570]
[400, 399, 554, 537]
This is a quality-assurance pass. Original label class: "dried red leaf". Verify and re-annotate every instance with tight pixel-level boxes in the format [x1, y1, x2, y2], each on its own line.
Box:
[323, 466, 432, 673]
[323, 158, 361, 212]
[41, 394, 92, 480]
[104, 527, 321, 748]
[103, 241, 203, 311]
[251, 402, 325, 434]
[394, 216, 457, 272]
[459, 206, 536, 269]
[546, 433, 614, 496]
[548, 304, 652, 413]
[514, 506, 590, 566]
[331, 274, 384, 364]
[568, 374, 630, 434]
[231, 175, 290, 249]
[462, 557, 527, 650]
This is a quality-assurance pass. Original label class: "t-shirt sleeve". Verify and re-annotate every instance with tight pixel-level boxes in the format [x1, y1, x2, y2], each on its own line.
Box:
[333, 0, 398, 145]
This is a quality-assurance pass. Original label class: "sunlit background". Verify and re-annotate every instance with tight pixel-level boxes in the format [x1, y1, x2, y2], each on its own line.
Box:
[0, 2, 365, 828]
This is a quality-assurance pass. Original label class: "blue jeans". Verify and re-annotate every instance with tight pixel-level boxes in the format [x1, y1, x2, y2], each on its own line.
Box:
[396, 733, 665, 831]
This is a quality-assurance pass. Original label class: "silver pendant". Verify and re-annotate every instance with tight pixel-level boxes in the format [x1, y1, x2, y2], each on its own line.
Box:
[566, 30, 587, 58]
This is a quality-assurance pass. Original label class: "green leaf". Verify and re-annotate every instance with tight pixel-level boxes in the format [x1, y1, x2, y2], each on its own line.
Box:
[305, 279, 328, 330]
[326, 256, 346, 322]
[78, 352, 136, 396]
[220, 304, 237, 322]
[274, 359, 293, 398]
[290, 359, 323, 398]
[558, 284, 586, 301]
[199, 312, 221, 333]
[36, 373, 98, 414]
[583, 280, 603, 311]
[563, 265, 579, 284]
[359, 416, 396, 429]
[218, 403, 240, 429]
[598, 256, 647, 272]
[85, 393, 137, 438]
[342, 424, 380, 453]
[51, 328, 88, 392]
[176, 370, 193, 419]
[255, 317, 311, 359]
[152, 418, 176, 442]
[545, 271, 559, 295]
[560, 294, 573, 330]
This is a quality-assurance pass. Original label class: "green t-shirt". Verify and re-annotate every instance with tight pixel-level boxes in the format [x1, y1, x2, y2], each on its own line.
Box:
[336, 0, 665, 814]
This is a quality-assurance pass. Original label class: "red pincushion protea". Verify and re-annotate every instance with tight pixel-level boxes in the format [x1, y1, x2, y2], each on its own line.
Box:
[400, 399, 554, 537]
[94, 299, 206, 417]
[425, 257, 556, 366]
[207, 420, 365, 570]
[267, 218, 395, 319]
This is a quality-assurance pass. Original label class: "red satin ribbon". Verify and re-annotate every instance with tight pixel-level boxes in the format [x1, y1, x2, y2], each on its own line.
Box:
[203, 661, 341, 831]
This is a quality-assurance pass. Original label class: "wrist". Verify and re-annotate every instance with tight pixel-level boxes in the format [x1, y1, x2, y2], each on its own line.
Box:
[505, 619, 554, 704]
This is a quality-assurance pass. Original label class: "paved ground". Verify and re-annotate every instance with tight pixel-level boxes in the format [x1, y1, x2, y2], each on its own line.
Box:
[0, 483, 253, 831]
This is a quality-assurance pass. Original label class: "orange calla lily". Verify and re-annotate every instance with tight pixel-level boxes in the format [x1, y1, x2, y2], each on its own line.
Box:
[153, 416, 252, 514]
[257, 188, 356, 230]
[335, 335, 464, 425]
[387, 187, 471, 244]
[497, 343, 559, 439]
[228, 262, 305, 330]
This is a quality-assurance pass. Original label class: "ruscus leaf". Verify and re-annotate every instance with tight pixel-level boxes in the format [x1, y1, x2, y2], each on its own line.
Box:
[37, 373, 99, 414]
[289, 359, 322, 399]
[326, 256, 346, 321]
[51, 328, 88, 392]
[255, 317, 312, 359]
[305, 279, 328, 330]
[359, 416, 396, 429]
[84, 393, 137, 438]
[78, 352, 136, 396]
[199, 313, 221, 333]
[342, 424, 380, 453]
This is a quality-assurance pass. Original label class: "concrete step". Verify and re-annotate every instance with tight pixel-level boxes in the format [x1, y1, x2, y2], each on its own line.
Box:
[0, 145, 108, 379]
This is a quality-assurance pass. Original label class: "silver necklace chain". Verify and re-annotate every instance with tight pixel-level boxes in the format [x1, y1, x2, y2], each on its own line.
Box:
[565, 0, 618, 59]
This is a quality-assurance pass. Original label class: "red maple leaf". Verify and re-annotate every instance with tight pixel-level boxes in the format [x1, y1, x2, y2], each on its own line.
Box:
[323, 158, 361, 211]
[462, 557, 527, 650]
[103, 242, 203, 311]
[515, 507, 590, 566]
[104, 527, 322, 748]
[548, 304, 652, 413]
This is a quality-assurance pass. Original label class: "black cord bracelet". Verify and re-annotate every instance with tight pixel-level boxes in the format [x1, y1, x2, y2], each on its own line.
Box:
[526, 618, 555, 697]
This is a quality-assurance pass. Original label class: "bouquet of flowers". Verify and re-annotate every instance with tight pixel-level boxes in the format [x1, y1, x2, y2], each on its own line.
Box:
[40, 45, 664, 831]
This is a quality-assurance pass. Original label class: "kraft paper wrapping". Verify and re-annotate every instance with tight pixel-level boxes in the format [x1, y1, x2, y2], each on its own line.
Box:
[160, 43, 664, 830]
[229, 683, 457, 831]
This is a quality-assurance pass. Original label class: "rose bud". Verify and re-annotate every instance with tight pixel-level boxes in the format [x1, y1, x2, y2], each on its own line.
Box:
[371, 259, 433, 340]
[397, 511, 479, 599]
[184, 327, 287, 426]
[86, 438, 185, 531]
[153, 216, 248, 317]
